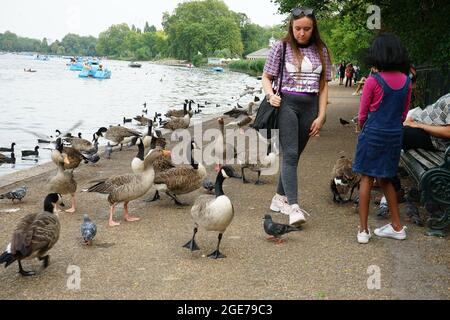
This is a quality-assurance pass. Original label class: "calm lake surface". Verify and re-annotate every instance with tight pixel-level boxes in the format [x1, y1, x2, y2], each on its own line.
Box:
[0, 53, 261, 177]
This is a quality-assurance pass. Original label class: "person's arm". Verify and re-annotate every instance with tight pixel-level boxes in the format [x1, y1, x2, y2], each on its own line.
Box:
[262, 72, 281, 107]
[358, 77, 376, 127]
[403, 118, 450, 139]
[309, 81, 328, 136]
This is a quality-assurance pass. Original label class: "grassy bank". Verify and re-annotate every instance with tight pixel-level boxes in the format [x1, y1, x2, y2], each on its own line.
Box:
[228, 59, 265, 77]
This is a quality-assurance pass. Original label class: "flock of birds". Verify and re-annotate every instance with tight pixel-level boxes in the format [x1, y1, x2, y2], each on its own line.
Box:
[0, 88, 303, 277]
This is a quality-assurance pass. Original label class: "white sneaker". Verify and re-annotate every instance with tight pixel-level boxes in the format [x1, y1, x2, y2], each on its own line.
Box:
[288, 204, 309, 226]
[270, 194, 290, 215]
[357, 228, 372, 244]
[374, 224, 407, 240]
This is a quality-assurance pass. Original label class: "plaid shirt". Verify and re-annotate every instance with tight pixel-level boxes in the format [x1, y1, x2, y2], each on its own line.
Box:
[264, 40, 332, 93]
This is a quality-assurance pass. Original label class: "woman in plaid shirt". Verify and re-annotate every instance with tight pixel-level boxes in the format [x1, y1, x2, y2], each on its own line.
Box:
[262, 7, 332, 226]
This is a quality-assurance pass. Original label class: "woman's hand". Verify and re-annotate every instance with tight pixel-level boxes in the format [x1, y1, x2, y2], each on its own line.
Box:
[269, 94, 282, 108]
[403, 117, 422, 128]
[310, 115, 326, 137]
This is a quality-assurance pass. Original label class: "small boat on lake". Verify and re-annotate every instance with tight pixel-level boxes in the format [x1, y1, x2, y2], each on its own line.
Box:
[129, 61, 142, 68]
[211, 66, 224, 72]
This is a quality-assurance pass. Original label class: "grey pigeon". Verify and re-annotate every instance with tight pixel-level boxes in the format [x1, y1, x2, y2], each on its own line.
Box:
[0, 186, 28, 203]
[81, 214, 97, 245]
[105, 142, 113, 159]
[263, 214, 300, 244]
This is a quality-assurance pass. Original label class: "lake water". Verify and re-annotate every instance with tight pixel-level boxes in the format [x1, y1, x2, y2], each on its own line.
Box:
[0, 53, 261, 177]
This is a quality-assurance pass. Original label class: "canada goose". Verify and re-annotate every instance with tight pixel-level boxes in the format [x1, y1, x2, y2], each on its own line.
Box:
[85, 147, 164, 227]
[141, 120, 163, 149]
[0, 142, 15, 152]
[66, 132, 99, 155]
[96, 126, 142, 151]
[0, 152, 15, 164]
[130, 138, 146, 173]
[21, 146, 39, 157]
[52, 138, 97, 170]
[239, 141, 279, 185]
[49, 144, 77, 213]
[0, 193, 62, 276]
[183, 165, 236, 259]
[226, 103, 254, 130]
[330, 156, 361, 203]
[55, 129, 73, 138]
[215, 117, 237, 171]
[81, 214, 97, 246]
[162, 111, 191, 131]
[149, 141, 206, 205]
[133, 114, 152, 126]
[165, 100, 195, 118]
[0, 186, 28, 203]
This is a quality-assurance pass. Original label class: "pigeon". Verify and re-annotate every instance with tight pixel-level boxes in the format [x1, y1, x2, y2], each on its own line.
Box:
[0, 186, 28, 203]
[263, 214, 300, 244]
[81, 214, 97, 246]
[105, 142, 113, 159]
[339, 118, 350, 126]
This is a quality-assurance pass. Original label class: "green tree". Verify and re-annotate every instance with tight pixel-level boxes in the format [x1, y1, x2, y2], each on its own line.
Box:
[163, 0, 243, 60]
[96, 23, 131, 57]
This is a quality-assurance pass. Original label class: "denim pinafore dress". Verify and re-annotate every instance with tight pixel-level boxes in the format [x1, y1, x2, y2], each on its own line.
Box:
[352, 73, 411, 178]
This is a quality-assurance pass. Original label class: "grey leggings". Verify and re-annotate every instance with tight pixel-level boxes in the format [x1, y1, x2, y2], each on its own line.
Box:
[277, 93, 318, 205]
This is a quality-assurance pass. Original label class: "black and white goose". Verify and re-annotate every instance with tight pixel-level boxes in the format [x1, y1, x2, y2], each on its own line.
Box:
[183, 165, 236, 259]
[0, 193, 62, 276]
[21, 146, 39, 157]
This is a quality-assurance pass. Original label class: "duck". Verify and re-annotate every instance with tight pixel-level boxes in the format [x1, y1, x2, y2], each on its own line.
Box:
[123, 117, 132, 124]
[96, 126, 142, 151]
[150, 140, 206, 205]
[0, 142, 15, 152]
[330, 156, 361, 203]
[85, 147, 164, 227]
[239, 141, 279, 185]
[21, 146, 39, 157]
[183, 165, 236, 259]
[0, 193, 62, 276]
[0, 152, 16, 164]
[49, 143, 77, 213]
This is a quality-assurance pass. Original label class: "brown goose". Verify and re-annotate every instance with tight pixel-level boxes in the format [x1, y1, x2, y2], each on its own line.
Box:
[183, 166, 236, 259]
[49, 147, 77, 213]
[133, 115, 152, 126]
[165, 100, 194, 118]
[214, 117, 237, 171]
[86, 147, 164, 227]
[0, 193, 62, 276]
[51, 138, 97, 171]
[238, 141, 279, 185]
[150, 141, 206, 205]
[65, 132, 100, 155]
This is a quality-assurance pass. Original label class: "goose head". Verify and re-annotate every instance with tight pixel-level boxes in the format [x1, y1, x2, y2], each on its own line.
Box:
[96, 127, 108, 137]
[219, 165, 236, 179]
[44, 193, 65, 213]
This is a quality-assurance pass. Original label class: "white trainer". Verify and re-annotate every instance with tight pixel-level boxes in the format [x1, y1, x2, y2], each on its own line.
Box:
[270, 194, 290, 215]
[288, 204, 309, 226]
[357, 228, 372, 244]
[374, 224, 407, 240]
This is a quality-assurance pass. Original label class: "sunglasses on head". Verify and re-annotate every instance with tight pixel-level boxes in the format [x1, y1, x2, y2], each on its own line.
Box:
[292, 7, 314, 18]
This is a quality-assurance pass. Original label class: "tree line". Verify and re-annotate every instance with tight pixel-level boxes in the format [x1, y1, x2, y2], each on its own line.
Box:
[0, 0, 282, 63]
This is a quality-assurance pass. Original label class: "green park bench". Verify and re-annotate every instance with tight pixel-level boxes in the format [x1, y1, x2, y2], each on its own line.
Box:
[400, 146, 450, 237]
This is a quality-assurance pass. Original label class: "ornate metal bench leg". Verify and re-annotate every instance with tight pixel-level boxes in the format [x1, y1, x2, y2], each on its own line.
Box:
[426, 208, 450, 237]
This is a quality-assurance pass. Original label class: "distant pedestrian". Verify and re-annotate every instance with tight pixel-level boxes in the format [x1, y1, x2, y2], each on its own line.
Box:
[339, 61, 346, 85]
[345, 63, 354, 87]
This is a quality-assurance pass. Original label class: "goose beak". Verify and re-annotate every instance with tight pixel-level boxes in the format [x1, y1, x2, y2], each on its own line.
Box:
[162, 150, 171, 157]
[63, 154, 70, 165]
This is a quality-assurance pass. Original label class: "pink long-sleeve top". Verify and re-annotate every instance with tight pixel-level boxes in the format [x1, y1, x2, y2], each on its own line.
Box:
[358, 71, 412, 127]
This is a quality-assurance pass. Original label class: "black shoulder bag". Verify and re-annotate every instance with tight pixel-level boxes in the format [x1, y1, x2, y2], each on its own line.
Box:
[251, 41, 287, 134]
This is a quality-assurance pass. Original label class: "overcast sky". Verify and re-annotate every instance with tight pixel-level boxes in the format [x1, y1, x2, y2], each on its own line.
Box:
[0, 0, 285, 42]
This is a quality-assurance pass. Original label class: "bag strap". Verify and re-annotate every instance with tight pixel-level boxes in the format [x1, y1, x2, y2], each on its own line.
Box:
[276, 42, 287, 95]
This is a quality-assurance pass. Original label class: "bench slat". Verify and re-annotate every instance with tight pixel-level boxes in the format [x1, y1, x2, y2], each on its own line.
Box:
[400, 151, 426, 184]
[408, 150, 436, 169]
[417, 149, 444, 166]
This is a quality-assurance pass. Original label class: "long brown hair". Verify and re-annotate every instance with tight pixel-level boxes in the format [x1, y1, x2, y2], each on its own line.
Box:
[282, 12, 332, 91]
